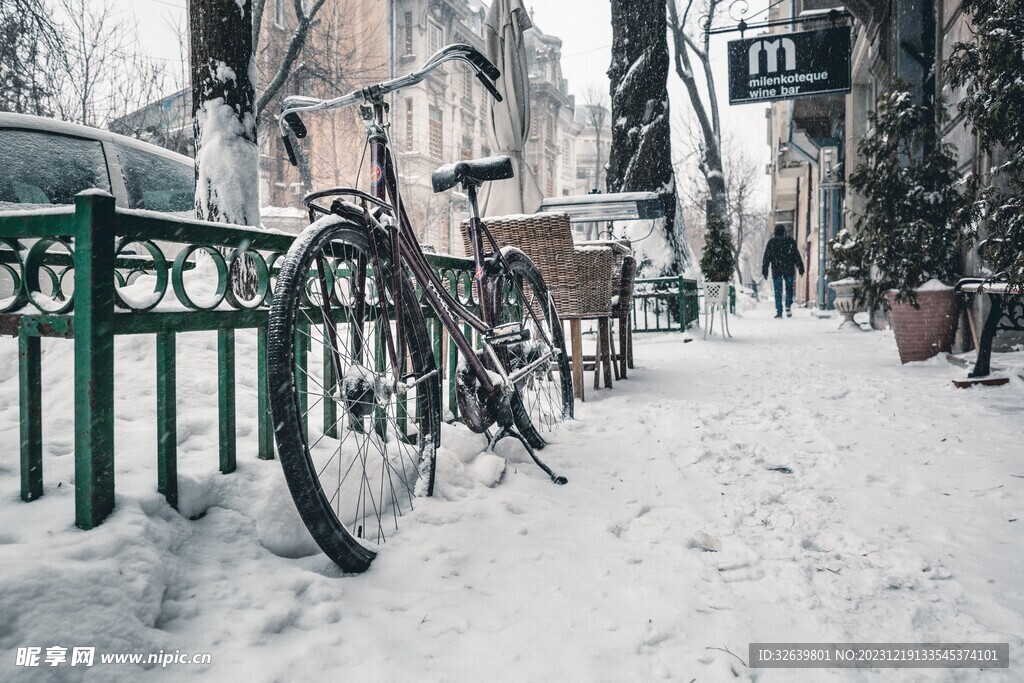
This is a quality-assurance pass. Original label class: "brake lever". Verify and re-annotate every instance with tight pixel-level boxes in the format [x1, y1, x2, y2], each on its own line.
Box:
[282, 134, 299, 167]
[476, 73, 503, 102]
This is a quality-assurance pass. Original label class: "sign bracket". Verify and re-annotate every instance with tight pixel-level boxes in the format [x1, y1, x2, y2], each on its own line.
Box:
[704, 5, 852, 38]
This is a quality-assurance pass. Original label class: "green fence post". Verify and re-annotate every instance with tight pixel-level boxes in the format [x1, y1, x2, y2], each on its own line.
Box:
[156, 331, 177, 508]
[256, 326, 274, 458]
[19, 329, 42, 501]
[678, 276, 685, 331]
[218, 328, 236, 474]
[322, 323, 338, 439]
[73, 190, 116, 530]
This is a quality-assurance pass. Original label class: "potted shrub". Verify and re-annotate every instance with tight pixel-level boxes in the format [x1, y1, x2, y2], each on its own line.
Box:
[700, 210, 735, 283]
[945, 0, 1024, 289]
[826, 228, 866, 329]
[847, 88, 963, 363]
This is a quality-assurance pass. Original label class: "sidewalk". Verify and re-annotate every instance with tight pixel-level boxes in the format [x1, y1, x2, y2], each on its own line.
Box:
[1, 302, 1021, 681]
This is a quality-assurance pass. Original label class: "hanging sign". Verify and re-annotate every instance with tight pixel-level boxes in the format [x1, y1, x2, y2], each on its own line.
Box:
[727, 26, 851, 105]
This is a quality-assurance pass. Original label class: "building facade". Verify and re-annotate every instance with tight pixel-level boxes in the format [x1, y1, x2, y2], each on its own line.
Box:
[765, 0, 847, 309]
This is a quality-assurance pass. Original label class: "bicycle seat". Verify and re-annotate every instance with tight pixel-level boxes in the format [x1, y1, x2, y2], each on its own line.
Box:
[431, 155, 513, 193]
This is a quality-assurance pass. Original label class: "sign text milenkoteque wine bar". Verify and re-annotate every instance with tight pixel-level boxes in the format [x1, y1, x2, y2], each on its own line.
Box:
[727, 26, 852, 105]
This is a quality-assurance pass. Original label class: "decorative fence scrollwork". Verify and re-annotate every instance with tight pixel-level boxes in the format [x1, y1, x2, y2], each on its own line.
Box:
[0, 191, 477, 531]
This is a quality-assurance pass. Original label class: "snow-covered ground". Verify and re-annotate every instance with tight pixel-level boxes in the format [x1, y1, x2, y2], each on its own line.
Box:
[1, 301, 1022, 682]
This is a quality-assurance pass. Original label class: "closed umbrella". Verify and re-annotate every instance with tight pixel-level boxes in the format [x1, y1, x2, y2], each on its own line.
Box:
[479, 0, 545, 217]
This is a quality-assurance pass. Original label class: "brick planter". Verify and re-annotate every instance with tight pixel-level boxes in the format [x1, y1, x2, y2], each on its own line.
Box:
[886, 288, 957, 364]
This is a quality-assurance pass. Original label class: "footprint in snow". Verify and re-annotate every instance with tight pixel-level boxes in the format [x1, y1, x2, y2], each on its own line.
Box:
[689, 530, 721, 552]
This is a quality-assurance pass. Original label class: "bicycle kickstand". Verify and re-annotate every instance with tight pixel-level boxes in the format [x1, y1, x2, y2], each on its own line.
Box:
[487, 426, 568, 485]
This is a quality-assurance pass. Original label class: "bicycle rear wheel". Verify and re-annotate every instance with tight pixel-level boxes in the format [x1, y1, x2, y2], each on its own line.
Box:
[268, 214, 440, 572]
[494, 247, 573, 449]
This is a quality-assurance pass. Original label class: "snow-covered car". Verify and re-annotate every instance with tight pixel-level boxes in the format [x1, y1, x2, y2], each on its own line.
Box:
[0, 112, 195, 213]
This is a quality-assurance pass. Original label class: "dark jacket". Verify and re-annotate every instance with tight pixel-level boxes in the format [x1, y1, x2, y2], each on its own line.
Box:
[762, 236, 805, 279]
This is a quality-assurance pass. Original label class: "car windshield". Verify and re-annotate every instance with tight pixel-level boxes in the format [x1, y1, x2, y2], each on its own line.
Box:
[114, 143, 195, 213]
[0, 128, 110, 207]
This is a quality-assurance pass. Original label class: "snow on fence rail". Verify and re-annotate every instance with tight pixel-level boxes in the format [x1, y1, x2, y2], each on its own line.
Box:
[0, 191, 480, 530]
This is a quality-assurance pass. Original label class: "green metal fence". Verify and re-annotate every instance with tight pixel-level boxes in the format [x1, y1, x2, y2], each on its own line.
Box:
[0, 191, 476, 530]
[631, 276, 700, 332]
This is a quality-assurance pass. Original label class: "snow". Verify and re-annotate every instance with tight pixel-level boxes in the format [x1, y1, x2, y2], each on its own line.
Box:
[194, 97, 260, 227]
[1, 303, 1023, 680]
[622, 216, 674, 274]
[917, 278, 954, 292]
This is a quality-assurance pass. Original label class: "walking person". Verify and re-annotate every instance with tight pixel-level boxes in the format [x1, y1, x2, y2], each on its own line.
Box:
[762, 224, 805, 318]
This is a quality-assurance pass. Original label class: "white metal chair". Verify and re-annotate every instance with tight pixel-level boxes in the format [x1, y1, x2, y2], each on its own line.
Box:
[701, 281, 732, 339]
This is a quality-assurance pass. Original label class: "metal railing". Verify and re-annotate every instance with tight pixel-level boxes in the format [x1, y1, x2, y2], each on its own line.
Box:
[631, 276, 700, 332]
[0, 192, 477, 530]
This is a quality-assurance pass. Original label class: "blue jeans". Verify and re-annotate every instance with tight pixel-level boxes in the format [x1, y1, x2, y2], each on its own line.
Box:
[773, 275, 795, 315]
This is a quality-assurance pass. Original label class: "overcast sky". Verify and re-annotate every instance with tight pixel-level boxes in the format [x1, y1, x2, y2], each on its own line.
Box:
[111, 0, 770, 202]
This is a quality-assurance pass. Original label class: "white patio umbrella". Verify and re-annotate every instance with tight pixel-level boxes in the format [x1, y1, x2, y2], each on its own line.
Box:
[479, 0, 545, 217]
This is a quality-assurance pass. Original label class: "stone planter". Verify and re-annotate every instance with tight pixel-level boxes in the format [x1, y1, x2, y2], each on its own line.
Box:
[828, 278, 863, 329]
[886, 286, 957, 364]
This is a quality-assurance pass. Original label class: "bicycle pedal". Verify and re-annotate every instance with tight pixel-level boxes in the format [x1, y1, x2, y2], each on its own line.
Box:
[485, 322, 531, 347]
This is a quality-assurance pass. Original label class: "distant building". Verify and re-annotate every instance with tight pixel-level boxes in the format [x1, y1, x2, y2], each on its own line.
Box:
[572, 103, 611, 239]
[574, 104, 610, 195]
[523, 22, 579, 201]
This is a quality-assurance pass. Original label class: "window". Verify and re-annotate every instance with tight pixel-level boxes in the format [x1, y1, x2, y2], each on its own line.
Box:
[405, 98, 414, 152]
[428, 106, 443, 159]
[404, 12, 413, 55]
[463, 68, 474, 101]
[546, 160, 554, 196]
[461, 136, 473, 160]
[275, 0, 286, 26]
[0, 129, 110, 206]
[115, 144, 195, 212]
[429, 22, 443, 55]
[481, 145, 491, 158]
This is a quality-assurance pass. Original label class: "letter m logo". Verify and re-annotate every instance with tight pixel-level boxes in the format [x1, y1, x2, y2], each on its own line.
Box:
[748, 38, 796, 75]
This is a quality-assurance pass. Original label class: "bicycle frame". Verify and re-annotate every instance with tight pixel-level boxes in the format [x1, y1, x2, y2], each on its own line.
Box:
[282, 45, 557, 404]
[317, 99, 504, 400]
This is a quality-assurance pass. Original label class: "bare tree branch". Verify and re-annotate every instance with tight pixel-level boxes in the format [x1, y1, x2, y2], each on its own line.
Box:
[254, 0, 328, 118]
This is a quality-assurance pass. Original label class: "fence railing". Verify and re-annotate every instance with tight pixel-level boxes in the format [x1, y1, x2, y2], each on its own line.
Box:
[0, 192, 476, 530]
[631, 276, 699, 332]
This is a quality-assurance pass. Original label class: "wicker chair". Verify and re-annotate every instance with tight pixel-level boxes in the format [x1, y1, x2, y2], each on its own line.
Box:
[460, 213, 616, 401]
[609, 253, 637, 379]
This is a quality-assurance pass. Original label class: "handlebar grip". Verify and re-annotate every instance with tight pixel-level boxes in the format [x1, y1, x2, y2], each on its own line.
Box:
[476, 72, 503, 103]
[465, 48, 501, 81]
[284, 112, 307, 139]
[282, 135, 299, 167]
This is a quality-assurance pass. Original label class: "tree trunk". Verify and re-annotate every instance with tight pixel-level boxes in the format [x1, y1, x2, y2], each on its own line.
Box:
[607, 0, 683, 275]
[190, 0, 259, 227]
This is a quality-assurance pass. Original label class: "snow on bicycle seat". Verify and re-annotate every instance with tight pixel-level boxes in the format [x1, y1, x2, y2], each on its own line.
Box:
[431, 155, 513, 193]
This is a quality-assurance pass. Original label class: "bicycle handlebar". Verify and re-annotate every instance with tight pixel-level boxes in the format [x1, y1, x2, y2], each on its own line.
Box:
[278, 44, 502, 149]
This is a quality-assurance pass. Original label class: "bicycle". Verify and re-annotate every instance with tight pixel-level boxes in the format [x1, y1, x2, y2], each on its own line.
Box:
[268, 44, 574, 573]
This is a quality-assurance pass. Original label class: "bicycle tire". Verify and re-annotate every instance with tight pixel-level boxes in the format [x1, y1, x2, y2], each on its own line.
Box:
[268, 214, 441, 573]
[493, 247, 574, 450]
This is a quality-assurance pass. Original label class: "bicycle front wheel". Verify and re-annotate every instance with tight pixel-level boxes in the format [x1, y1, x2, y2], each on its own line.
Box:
[268, 214, 441, 573]
[494, 247, 574, 449]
